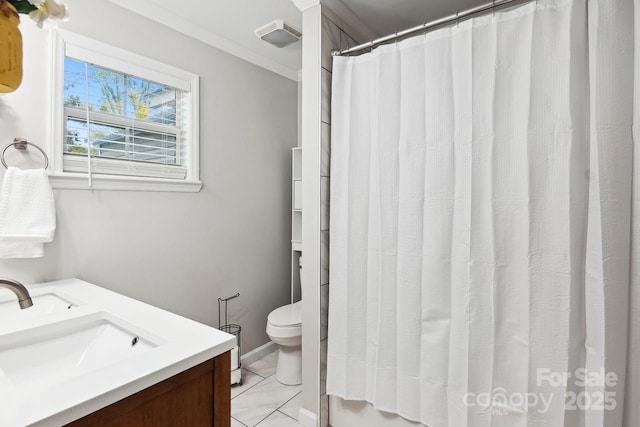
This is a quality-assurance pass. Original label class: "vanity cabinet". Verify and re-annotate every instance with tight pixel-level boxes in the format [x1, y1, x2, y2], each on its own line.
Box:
[66, 351, 231, 427]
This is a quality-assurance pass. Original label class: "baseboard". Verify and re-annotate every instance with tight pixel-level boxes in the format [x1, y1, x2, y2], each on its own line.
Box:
[298, 408, 318, 427]
[241, 340, 278, 366]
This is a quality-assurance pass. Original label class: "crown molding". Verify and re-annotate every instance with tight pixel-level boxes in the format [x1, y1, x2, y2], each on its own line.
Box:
[110, 0, 299, 81]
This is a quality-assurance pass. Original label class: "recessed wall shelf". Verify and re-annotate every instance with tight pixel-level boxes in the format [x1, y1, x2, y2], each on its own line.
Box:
[292, 147, 303, 248]
[293, 148, 302, 181]
[291, 147, 303, 302]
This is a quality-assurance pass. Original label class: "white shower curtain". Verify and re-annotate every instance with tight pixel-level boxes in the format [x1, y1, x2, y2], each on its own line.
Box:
[326, 0, 639, 426]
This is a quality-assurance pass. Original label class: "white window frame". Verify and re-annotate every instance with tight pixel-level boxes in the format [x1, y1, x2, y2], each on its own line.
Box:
[47, 30, 202, 192]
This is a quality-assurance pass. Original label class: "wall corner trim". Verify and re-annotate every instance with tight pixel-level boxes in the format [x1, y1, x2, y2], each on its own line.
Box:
[298, 407, 319, 427]
[291, 0, 321, 12]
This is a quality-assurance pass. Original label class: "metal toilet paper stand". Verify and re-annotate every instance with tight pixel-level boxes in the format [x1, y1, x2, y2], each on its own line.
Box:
[218, 293, 242, 386]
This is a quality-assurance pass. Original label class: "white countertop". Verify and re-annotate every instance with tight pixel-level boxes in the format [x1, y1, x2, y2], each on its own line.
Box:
[0, 278, 236, 427]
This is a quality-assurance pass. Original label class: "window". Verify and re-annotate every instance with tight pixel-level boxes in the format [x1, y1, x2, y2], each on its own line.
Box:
[49, 31, 201, 192]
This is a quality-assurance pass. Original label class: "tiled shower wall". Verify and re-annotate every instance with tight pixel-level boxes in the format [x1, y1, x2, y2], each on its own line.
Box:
[319, 8, 359, 414]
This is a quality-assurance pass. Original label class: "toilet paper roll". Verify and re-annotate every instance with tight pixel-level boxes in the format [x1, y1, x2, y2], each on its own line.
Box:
[231, 367, 242, 385]
[231, 345, 239, 370]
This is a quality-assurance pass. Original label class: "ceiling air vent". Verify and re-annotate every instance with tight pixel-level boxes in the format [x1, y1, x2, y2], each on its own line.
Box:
[255, 20, 302, 48]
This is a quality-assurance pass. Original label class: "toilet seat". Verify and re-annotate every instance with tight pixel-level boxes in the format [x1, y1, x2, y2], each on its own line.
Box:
[268, 301, 302, 327]
[267, 301, 302, 340]
[266, 322, 301, 339]
[265, 296, 302, 385]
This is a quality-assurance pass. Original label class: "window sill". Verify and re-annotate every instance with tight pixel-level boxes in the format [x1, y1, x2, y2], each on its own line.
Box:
[48, 172, 203, 193]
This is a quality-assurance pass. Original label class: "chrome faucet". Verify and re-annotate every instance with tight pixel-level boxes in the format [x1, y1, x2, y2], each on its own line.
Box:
[0, 278, 33, 309]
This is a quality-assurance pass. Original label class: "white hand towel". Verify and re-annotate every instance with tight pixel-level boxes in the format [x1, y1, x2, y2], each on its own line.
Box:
[0, 167, 56, 258]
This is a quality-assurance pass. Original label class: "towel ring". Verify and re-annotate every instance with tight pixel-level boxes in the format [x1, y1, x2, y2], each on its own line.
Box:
[1, 138, 49, 170]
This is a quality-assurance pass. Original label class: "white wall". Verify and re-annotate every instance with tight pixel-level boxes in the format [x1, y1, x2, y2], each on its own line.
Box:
[0, 0, 298, 353]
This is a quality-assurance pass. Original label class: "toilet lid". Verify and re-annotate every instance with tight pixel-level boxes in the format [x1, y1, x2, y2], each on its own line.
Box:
[268, 301, 302, 327]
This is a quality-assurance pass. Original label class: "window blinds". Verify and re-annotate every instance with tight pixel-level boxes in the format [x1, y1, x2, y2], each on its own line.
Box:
[62, 57, 188, 180]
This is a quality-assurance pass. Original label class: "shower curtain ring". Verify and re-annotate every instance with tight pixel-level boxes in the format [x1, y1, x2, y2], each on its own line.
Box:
[456, 11, 460, 27]
[423, 21, 428, 37]
[395, 31, 399, 45]
[492, 0, 496, 16]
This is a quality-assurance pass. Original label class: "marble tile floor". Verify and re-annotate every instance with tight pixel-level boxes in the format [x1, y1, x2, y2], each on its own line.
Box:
[232, 350, 303, 427]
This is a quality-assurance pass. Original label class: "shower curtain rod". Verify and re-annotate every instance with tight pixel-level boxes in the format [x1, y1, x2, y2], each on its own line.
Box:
[332, 0, 534, 57]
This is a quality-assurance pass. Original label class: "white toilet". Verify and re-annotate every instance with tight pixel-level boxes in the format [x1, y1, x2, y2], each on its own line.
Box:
[266, 258, 303, 385]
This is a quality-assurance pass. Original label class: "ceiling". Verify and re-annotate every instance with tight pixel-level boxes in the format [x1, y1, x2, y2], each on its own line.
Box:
[110, 0, 490, 81]
[110, 0, 303, 80]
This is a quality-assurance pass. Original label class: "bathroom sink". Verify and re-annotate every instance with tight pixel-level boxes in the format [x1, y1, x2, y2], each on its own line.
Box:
[0, 289, 79, 322]
[0, 279, 233, 426]
[0, 312, 160, 391]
